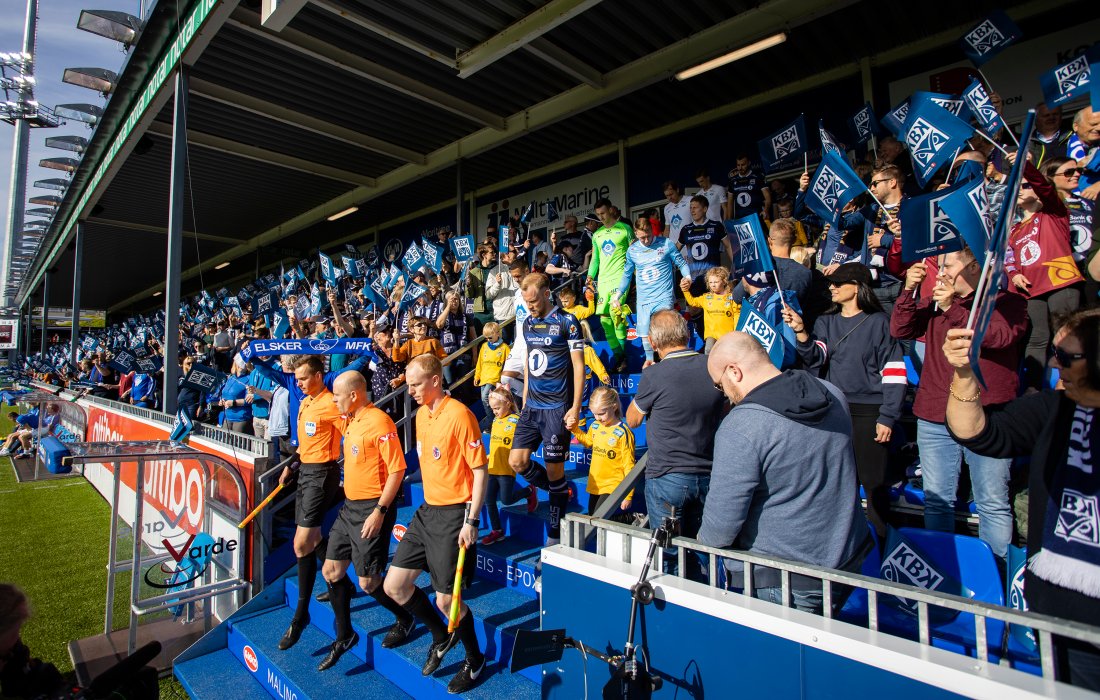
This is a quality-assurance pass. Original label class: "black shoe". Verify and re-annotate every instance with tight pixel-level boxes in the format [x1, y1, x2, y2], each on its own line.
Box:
[422, 632, 459, 676]
[381, 616, 415, 649]
[317, 632, 359, 671]
[277, 616, 309, 650]
[447, 656, 487, 694]
[315, 589, 331, 603]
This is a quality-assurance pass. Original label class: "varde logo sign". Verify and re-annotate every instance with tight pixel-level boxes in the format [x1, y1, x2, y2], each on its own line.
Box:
[144, 532, 239, 589]
[242, 645, 259, 673]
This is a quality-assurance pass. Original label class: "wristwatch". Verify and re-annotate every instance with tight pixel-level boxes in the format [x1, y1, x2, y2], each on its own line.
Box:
[375, 503, 389, 515]
[465, 517, 480, 527]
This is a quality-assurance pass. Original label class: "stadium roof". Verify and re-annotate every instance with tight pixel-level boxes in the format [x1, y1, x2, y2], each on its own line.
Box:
[16, 0, 1086, 315]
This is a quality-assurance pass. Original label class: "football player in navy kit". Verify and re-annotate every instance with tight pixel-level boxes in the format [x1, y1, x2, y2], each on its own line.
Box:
[506, 272, 586, 545]
[725, 154, 771, 221]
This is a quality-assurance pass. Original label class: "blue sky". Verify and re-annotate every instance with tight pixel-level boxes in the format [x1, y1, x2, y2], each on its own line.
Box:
[1, 0, 136, 286]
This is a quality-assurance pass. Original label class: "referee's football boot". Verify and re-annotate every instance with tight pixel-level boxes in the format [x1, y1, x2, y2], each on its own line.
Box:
[317, 631, 359, 671]
[382, 616, 415, 649]
[447, 655, 487, 694]
[422, 631, 460, 676]
[277, 615, 310, 651]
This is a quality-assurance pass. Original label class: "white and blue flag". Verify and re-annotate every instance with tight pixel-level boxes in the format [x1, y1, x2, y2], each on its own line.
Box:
[901, 99, 974, 189]
[959, 11, 1021, 67]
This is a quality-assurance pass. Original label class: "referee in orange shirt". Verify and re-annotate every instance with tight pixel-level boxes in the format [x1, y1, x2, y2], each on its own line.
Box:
[315, 371, 411, 671]
[277, 356, 344, 651]
[383, 355, 489, 694]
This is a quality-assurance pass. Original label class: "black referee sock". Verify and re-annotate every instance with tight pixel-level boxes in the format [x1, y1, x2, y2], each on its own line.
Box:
[402, 587, 448, 643]
[328, 575, 355, 641]
[295, 555, 318, 622]
[456, 606, 483, 663]
[548, 478, 569, 541]
[369, 583, 413, 624]
[519, 463, 549, 490]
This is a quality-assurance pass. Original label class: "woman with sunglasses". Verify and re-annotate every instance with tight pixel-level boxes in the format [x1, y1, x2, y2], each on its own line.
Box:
[1006, 153, 1085, 389]
[783, 262, 905, 538]
[943, 308, 1100, 691]
[1041, 157, 1095, 303]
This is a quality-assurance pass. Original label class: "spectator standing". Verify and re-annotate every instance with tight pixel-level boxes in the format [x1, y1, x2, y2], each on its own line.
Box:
[699, 332, 870, 614]
[219, 358, 254, 435]
[785, 262, 906, 537]
[891, 249, 1027, 559]
[626, 310, 725, 579]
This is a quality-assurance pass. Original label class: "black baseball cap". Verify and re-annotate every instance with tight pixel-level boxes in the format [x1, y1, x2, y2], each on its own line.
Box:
[825, 262, 872, 287]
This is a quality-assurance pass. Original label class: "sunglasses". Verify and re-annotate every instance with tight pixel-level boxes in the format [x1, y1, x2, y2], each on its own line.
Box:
[869, 178, 892, 187]
[1019, 183, 1033, 190]
[1055, 167, 1083, 178]
[1052, 345, 1086, 366]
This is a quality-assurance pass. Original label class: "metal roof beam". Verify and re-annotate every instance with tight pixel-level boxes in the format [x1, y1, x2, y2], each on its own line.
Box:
[455, 0, 604, 78]
[310, 0, 455, 67]
[523, 38, 602, 88]
[146, 120, 377, 186]
[189, 77, 426, 165]
[87, 216, 242, 244]
[228, 8, 506, 130]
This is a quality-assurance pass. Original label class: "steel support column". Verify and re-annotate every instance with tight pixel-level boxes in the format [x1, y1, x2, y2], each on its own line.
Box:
[455, 159, 463, 241]
[39, 270, 49, 357]
[70, 222, 83, 363]
[162, 67, 188, 415]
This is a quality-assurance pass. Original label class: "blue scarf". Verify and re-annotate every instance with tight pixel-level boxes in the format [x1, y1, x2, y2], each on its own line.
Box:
[1030, 405, 1100, 598]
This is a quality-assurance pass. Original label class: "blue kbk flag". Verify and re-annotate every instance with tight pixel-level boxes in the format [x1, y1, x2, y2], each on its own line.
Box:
[309, 283, 324, 318]
[818, 119, 843, 156]
[803, 150, 866, 231]
[421, 241, 443, 274]
[881, 99, 911, 137]
[498, 225, 511, 255]
[341, 255, 358, 278]
[354, 257, 369, 278]
[449, 234, 475, 263]
[912, 91, 972, 125]
[960, 78, 1006, 139]
[107, 350, 135, 374]
[388, 263, 404, 287]
[399, 282, 427, 314]
[898, 181, 969, 262]
[135, 355, 163, 374]
[960, 10, 1022, 67]
[253, 290, 277, 317]
[728, 213, 775, 276]
[169, 406, 194, 444]
[366, 276, 389, 307]
[270, 311, 290, 339]
[968, 109, 1036, 387]
[546, 199, 559, 222]
[847, 102, 879, 146]
[939, 176, 994, 255]
[319, 251, 338, 285]
[736, 307, 784, 369]
[1040, 51, 1092, 109]
[757, 114, 807, 173]
[901, 100, 974, 189]
[182, 363, 225, 395]
[402, 240, 424, 273]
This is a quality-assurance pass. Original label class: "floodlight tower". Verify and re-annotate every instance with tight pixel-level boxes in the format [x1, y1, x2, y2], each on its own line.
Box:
[1, 0, 62, 309]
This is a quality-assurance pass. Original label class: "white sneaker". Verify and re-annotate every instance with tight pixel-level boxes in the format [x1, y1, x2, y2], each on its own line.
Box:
[0, 449, 9, 456]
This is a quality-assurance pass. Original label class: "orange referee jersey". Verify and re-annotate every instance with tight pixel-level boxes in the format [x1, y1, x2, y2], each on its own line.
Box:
[339, 402, 406, 501]
[297, 389, 343, 463]
[415, 395, 487, 506]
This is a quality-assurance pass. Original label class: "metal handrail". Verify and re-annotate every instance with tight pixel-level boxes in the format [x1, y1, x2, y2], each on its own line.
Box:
[562, 513, 1100, 681]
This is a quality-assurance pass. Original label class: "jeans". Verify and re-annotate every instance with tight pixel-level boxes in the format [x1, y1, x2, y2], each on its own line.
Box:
[916, 419, 1012, 559]
[755, 586, 826, 615]
[479, 385, 494, 424]
[644, 472, 710, 581]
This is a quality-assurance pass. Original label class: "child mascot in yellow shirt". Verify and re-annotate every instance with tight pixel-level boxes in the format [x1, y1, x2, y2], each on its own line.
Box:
[683, 266, 740, 353]
[481, 387, 538, 545]
[569, 386, 635, 516]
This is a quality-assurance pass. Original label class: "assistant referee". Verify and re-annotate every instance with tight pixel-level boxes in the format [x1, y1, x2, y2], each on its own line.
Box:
[277, 356, 343, 651]
[383, 355, 489, 694]
[316, 371, 410, 671]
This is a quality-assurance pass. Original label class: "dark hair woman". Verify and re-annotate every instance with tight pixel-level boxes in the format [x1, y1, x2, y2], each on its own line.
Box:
[783, 262, 905, 537]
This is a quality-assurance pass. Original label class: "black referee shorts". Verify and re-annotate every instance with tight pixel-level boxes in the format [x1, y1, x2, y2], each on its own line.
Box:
[295, 462, 342, 528]
[326, 498, 397, 578]
[391, 503, 475, 594]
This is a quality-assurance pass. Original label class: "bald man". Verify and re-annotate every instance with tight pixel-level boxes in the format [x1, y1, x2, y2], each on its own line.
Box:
[698, 332, 870, 615]
[315, 371, 408, 671]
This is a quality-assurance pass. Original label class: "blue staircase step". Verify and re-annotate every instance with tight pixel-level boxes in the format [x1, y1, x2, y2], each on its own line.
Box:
[500, 500, 584, 546]
[227, 605, 411, 700]
[286, 573, 541, 697]
[471, 537, 541, 599]
[175, 648, 271, 700]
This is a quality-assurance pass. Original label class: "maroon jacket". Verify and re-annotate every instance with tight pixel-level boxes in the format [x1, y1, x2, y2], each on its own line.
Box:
[890, 288, 1027, 423]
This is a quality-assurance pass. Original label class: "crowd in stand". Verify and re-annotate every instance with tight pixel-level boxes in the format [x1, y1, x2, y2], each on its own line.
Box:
[12, 96, 1100, 689]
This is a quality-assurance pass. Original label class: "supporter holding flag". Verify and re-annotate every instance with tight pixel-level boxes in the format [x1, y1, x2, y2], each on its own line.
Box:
[891, 247, 1027, 561]
[319, 251, 338, 286]
[784, 262, 905, 538]
[797, 149, 866, 238]
[898, 181, 969, 263]
[1005, 153, 1085, 390]
[962, 78, 1009, 141]
[942, 309, 1100, 691]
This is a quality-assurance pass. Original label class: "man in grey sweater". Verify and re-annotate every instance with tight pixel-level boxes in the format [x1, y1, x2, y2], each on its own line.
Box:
[699, 332, 870, 615]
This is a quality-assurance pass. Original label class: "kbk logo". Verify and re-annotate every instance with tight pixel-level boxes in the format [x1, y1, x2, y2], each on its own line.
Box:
[906, 118, 950, 168]
[853, 109, 872, 138]
[242, 645, 259, 673]
[965, 19, 1004, 55]
[742, 312, 776, 351]
[1055, 56, 1089, 97]
[771, 126, 800, 159]
[881, 541, 944, 613]
[812, 166, 850, 210]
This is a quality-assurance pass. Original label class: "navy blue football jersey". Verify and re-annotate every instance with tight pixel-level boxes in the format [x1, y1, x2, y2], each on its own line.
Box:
[728, 170, 766, 218]
[679, 220, 725, 278]
[522, 307, 584, 409]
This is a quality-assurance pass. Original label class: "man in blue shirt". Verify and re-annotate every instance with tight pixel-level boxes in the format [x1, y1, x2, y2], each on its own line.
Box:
[506, 272, 585, 544]
[612, 217, 692, 363]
